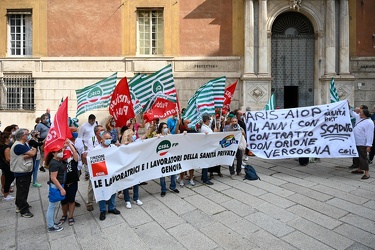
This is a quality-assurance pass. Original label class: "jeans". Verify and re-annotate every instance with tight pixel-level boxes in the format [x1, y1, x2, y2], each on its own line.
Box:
[160, 175, 177, 192]
[98, 193, 116, 212]
[124, 185, 139, 202]
[229, 149, 244, 175]
[201, 168, 209, 183]
[32, 159, 40, 184]
[46, 193, 60, 228]
[15, 173, 32, 214]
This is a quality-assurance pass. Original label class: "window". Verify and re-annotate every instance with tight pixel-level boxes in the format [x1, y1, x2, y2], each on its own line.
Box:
[137, 9, 164, 55]
[7, 11, 32, 56]
[0, 75, 35, 110]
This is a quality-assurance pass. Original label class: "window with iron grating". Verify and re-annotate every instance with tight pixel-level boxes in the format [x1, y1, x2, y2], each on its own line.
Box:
[0, 75, 35, 111]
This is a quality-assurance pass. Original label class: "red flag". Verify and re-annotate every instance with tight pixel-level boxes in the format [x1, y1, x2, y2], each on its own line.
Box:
[109, 77, 135, 128]
[222, 80, 238, 112]
[143, 97, 178, 123]
[44, 97, 72, 157]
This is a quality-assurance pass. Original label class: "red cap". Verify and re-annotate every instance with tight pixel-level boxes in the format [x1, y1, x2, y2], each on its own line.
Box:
[62, 149, 72, 160]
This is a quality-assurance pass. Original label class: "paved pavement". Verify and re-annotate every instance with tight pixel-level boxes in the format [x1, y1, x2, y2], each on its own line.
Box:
[1, 157, 375, 250]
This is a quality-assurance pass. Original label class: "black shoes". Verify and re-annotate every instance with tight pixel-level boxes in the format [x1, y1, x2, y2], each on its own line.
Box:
[349, 164, 357, 169]
[75, 201, 81, 207]
[170, 189, 180, 193]
[108, 208, 121, 215]
[39, 166, 46, 172]
[204, 180, 214, 185]
[161, 192, 166, 197]
[99, 212, 106, 221]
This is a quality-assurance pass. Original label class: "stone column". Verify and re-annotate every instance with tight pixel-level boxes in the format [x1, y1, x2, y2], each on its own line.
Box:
[325, 0, 336, 75]
[339, 0, 350, 74]
[244, 0, 255, 74]
[258, 0, 268, 74]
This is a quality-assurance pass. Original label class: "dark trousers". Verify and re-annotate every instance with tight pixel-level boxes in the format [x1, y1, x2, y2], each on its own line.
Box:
[354, 146, 369, 171]
[1, 165, 15, 193]
[15, 173, 32, 214]
[369, 132, 375, 161]
[229, 149, 243, 175]
[201, 168, 209, 183]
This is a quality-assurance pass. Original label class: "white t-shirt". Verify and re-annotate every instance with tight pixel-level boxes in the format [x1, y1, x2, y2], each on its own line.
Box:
[78, 122, 96, 148]
[201, 124, 213, 134]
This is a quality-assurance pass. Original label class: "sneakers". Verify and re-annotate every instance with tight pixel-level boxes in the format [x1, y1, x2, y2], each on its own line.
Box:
[86, 204, 94, 211]
[134, 200, 143, 206]
[16, 205, 32, 213]
[48, 225, 63, 232]
[21, 212, 34, 218]
[125, 201, 132, 209]
[3, 195, 15, 201]
[39, 166, 46, 172]
[244, 156, 249, 161]
[180, 180, 185, 187]
[188, 179, 195, 186]
[32, 182, 42, 188]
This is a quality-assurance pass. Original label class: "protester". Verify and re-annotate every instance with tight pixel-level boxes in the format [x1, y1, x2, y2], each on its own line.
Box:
[200, 114, 217, 185]
[105, 116, 119, 144]
[95, 131, 121, 221]
[45, 145, 66, 232]
[36, 114, 50, 172]
[10, 129, 37, 217]
[34, 117, 41, 130]
[59, 140, 79, 226]
[78, 114, 97, 180]
[28, 130, 43, 187]
[69, 127, 84, 207]
[224, 117, 245, 177]
[121, 129, 143, 209]
[178, 116, 196, 187]
[167, 114, 179, 134]
[81, 125, 105, 211]
[0, 132, 15, 201]
[128, 117, 144, 139]
[349, 107, 374, 179]
[368, 104, 375, 164]
[156, 122, 180, 196]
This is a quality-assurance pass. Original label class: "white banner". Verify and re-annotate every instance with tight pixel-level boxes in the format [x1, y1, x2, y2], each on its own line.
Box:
[87, 132, 241, 201]
[245, 100, 358, 159]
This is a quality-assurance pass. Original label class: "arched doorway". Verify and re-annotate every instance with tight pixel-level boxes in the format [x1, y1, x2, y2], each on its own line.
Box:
[271, 12, 315, 108]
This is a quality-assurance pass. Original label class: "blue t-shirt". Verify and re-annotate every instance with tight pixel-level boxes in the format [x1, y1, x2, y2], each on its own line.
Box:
[167, 117, 178, 134]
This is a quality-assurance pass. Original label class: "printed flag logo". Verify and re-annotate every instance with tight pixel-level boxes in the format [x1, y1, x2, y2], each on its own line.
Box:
[87, 87, 103, 103]
[219, 135, 238, 148]
[90, 154, 108, 177]
[156, 140, 178, 156]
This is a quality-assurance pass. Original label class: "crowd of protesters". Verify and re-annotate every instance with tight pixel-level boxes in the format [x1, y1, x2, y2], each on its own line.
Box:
[0, 104, 374, 232]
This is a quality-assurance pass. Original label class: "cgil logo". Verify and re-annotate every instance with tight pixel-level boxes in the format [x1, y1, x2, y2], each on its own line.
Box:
[156, 140, 178, 156]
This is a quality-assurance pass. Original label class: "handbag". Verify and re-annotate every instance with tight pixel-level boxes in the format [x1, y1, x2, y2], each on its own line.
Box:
[48, 184, 65, 202]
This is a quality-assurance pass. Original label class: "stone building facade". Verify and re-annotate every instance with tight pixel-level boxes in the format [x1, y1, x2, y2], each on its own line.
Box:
[0, 0, 374, 128]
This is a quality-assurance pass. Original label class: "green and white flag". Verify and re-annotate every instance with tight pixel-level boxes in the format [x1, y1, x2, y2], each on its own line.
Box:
[264, 93, 276, 110]
[129, 65, 177, 115]
[211, 76, 226, 109]
[76, 73, 117, 117]
[182, 81, 215, 128]
[330, 77, 340, 103]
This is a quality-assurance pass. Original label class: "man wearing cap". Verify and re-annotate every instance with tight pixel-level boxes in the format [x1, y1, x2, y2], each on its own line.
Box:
[78, 114, 97, 180]
[10, 129, 37, 218]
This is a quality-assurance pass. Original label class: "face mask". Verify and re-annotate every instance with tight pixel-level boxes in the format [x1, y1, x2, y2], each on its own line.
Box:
[111, 121, 115, 126]
[27, 135, 32, 140]
[72, 132, 78, 138]
[240, 116, 244, 120]
[209, 119, 213, 127]
[131, 135, 137, 142]
[56, 152, 64, 158]
[100, 131, 105, 136]
[104, 139, 111, 146]
[9, 138, 14, 143]
[163, 128, 169, 134]
[46, 118, 50, 123]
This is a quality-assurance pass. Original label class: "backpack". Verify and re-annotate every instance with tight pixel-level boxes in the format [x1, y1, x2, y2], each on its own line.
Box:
[243, 165, 260, 181]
